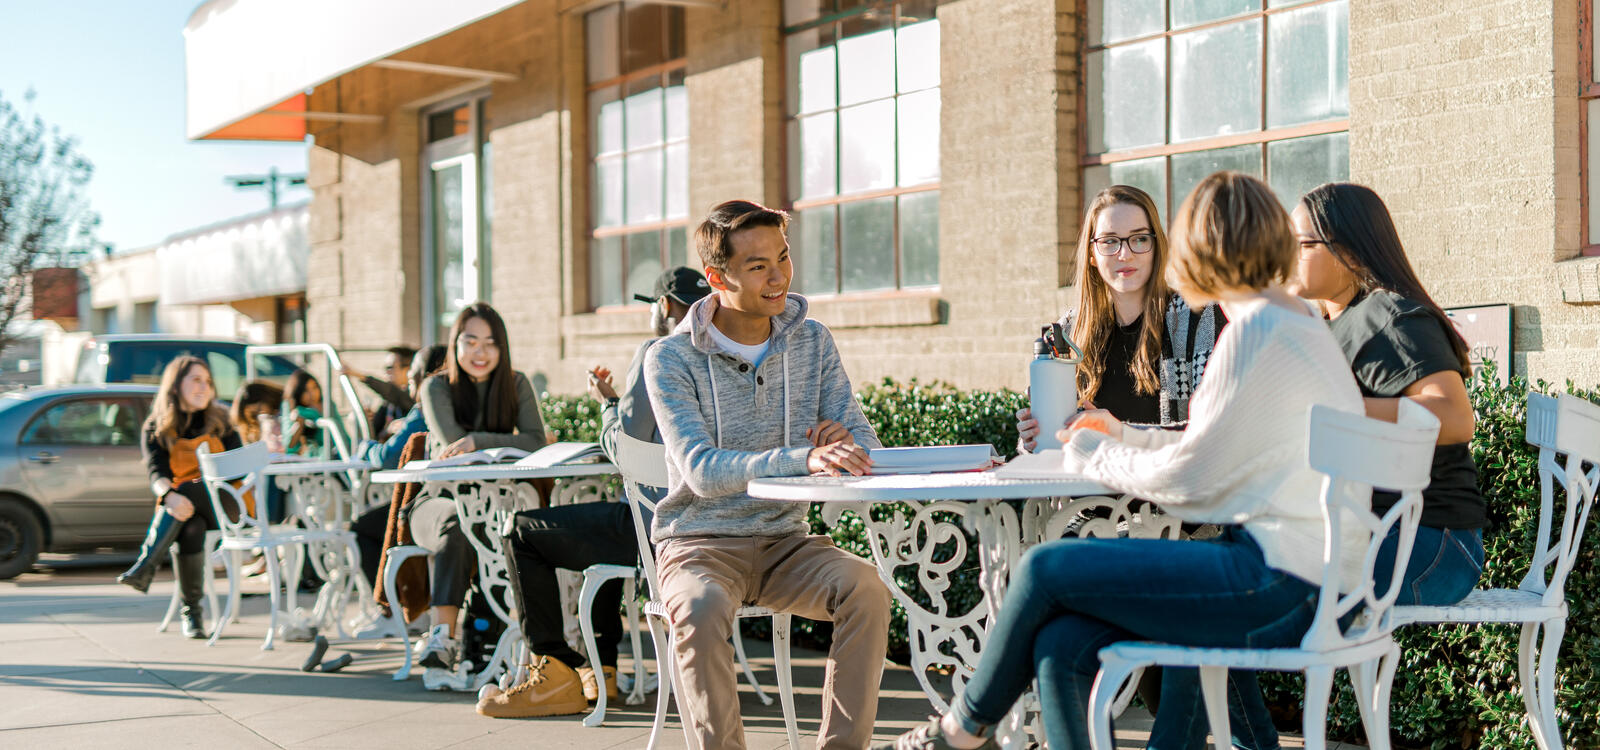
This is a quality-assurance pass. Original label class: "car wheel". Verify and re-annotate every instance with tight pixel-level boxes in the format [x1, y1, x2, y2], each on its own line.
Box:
[0, 498, 44, 580]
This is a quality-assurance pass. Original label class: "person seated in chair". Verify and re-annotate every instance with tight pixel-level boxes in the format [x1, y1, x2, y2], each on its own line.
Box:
[476, 266, 711, 718]
[644, 199, 890, 750]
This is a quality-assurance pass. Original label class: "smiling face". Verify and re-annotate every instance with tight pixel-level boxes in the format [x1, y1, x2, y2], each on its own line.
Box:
[1088, 202, 1156, 299]
[178, 364, 215, 413]
[707, 224, 793, 319]
[1289, 203, 1357, 302]
[455, 315, 501, 382]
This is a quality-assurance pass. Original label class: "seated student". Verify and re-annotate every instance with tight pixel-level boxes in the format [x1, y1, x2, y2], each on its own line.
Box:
[646, 199, 891, 750]
[1017, 185, 1224, 449]
[344, 345, 418, 438]
[115, 356, 244, 639]
[230, 381, 286, 523]
[281, 370, 328, 456]
[476, 266, 711, 718]
[349, 344, 448, 587]
[413, 302, 548, 673]
[877, 172, 1367, 750]
[1289, 182, 1485, 604]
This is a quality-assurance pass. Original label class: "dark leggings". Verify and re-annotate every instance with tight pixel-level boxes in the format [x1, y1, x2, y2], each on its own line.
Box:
[172, 481, 233, 555]
[352, 503, 390, 587]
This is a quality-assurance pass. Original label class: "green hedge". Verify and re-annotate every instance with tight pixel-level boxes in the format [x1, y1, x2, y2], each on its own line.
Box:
[540, 370, 1600, 747]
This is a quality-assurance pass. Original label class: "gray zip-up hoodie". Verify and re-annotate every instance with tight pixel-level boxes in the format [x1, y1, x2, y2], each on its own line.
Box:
[644, 293, 880, 542]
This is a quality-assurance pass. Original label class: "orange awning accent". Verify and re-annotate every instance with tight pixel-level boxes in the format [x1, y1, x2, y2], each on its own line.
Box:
[201, 94, 309, 142]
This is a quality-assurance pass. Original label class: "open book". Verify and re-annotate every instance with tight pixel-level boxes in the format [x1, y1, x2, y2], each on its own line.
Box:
[512, 442, 607, 469]
[403, 446, 530, 471]
[991, 449, 1071, 479]
[867, 445, 1002, 475]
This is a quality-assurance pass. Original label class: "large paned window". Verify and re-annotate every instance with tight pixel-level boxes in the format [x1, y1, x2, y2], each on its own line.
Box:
[784, 1, 941, 295]
[1083, 0, 1350, 216]
[587, 3, 689, 309]
[1583, 0, 1600, 255]
[422, 95, 491, 345]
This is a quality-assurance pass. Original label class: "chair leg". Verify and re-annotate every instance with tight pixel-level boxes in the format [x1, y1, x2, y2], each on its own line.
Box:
[772, 613, 800, 750]
[1088, 659, 1142, 750]
[625, 579, 648, 706]
[732, 628, 773, 706]
[207, 549, 239, 647]
[1302, 665, 1334, 750]
[646, 615, 677, 750]
[1364, 646, 1400, 750]
[1198, 666, 1231, 750]
[203, 534, 220, 632]
[158, 548, 181, 633]
[221, 550, 243, 631]
[1520, 619, 1567, 750]
[580, 571, 611, 728]
[387, 551, 414, 681]
[262, 546, 282, 651]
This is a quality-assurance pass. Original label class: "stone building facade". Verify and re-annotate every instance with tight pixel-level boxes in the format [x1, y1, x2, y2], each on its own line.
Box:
[186, 0, 1600, 395]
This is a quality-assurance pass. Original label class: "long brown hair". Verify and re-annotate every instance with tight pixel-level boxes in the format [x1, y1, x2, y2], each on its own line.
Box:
[1072, 185, 1171, 405]
[147, 355, 230, 449]
[229, 380, 284, 442]
[1299, 183, 1472, 371]
[445, 302, 518, 433]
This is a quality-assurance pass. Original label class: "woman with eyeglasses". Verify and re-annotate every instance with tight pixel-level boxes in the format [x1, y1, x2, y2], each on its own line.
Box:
[1016, 185, 1226, 451]
[410, 301, 549, 674]
[1289, 182, 1485, 606]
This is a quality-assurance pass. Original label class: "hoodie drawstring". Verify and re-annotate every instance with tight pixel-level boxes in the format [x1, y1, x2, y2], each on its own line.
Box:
[705, 351, 790, 450]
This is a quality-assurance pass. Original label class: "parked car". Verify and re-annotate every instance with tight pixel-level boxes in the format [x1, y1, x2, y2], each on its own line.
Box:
[0, 384, 160, 578]
[72, 334, 303, 398]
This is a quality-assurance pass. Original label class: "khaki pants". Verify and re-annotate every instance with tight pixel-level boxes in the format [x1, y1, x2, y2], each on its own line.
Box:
[656, 534, 891, 750]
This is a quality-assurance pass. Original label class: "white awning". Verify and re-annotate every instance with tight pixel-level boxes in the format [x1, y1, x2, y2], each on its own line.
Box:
[183, 0, 526, 141]
[158, 206, 309, 305]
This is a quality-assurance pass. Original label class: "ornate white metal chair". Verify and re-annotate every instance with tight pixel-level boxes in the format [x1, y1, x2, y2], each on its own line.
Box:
[1088, 400, 1440, 750]
[196, 441, 365, 650]
[611, 431, 800, 749]
[1388, 392, 1600, 750]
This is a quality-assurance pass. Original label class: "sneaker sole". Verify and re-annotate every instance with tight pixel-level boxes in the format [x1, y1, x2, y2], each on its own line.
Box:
[418, 651, 453, 670]
[476, 697, 590, 718]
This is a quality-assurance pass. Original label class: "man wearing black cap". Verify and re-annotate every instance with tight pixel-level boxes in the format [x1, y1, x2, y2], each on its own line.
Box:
[476, 266, 711, 719]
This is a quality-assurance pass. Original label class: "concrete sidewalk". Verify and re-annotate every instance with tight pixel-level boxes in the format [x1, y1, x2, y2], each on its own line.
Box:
[1, 556, 1361, 749]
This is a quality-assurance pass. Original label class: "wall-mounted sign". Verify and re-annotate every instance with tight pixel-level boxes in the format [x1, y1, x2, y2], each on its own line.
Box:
[1445, 304, 1512, 385]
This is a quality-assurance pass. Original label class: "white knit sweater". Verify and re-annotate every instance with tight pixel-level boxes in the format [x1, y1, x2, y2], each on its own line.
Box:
[1063, 298, 1369, 591]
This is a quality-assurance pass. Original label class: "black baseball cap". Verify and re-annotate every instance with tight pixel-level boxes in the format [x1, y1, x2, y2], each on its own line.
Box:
[634, 266, 711, 305]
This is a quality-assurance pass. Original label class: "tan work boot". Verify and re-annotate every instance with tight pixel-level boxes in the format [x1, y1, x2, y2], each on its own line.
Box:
[475, 656, 588, 718]
[577, 665, 619, 701]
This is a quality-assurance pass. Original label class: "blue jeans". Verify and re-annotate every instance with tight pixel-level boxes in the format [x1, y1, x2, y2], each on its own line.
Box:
[955, 528, 1317, 750]
[1374, 525, 1484, 606]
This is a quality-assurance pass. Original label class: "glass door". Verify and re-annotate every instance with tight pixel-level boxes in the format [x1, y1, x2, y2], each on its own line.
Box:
[421, 96, 488, 346]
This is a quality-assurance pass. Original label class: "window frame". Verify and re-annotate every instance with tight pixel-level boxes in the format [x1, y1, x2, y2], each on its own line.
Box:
[1581, 0, 1600, 256]
[1078, 0, 1350, 218]
[783, 1, 943, 296]
[585, 3, 691, 311]
[420, 92, 491, 346]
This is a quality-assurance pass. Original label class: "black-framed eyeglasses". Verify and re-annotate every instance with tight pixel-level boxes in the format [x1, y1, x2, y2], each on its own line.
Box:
[1091, 233, 1155, 256]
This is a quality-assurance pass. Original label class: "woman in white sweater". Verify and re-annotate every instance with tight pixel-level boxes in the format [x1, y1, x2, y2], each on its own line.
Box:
[877, 172, 1367, 750]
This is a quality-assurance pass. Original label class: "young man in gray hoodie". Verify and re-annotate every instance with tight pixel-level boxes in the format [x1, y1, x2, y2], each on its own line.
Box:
[645, 200, 891, 750]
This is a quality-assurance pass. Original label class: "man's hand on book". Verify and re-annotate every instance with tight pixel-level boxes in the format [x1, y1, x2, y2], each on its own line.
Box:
[808, 441, 872, 477]
[806, 419, 853, 447]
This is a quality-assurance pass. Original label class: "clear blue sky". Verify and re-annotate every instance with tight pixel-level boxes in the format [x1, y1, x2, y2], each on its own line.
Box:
[0, 0, 310, 252]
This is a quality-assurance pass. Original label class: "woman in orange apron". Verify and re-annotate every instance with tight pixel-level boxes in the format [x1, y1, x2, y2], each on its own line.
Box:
[116, 355, 242, 639]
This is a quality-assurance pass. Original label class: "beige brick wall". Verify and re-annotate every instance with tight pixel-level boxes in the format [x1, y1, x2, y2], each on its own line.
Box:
[1350, 0, 1600, 385]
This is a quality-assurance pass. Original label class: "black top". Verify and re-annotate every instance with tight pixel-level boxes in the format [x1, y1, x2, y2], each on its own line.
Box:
[1093, 315, 1163, 426]
[141, 410, 243, 486]
[1328, 289, 1486, 529]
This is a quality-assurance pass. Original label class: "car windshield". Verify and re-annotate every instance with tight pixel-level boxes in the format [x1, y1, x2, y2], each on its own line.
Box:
[100, 343, 301, 400]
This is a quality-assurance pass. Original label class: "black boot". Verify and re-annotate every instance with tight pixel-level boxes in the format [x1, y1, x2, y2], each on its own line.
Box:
[176, 553, 207, 639]
[117, 511, 182, 594]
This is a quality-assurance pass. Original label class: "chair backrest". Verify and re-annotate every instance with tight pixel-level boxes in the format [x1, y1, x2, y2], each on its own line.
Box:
[1521, 392, 1600, 605]
[614, 431, 670, 593]
[196, 440, 273, 539]
[1299, 399, 1439, 653]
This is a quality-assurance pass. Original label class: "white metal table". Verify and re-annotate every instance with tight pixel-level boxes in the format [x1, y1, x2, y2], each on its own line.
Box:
[370, 461, 620, 690]
[260, 458, 376, 640]
[749, 471, 1180, 749]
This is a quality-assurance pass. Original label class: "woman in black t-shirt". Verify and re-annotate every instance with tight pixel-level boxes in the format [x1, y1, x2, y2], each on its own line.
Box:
[1017, 185, 1225, 449]
[1290, 182, 1485, 606]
